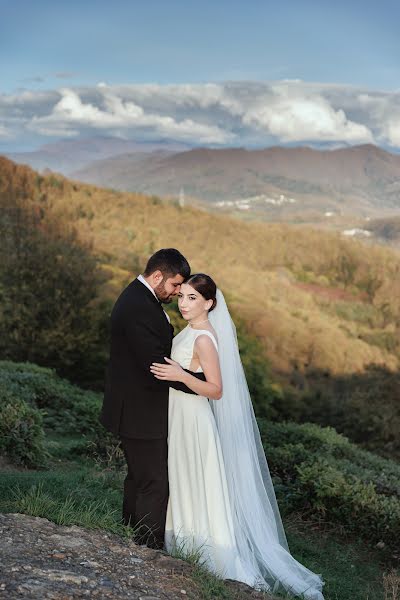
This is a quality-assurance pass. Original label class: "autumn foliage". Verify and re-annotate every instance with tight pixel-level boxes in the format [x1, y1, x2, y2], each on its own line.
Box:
[1, 156, 400, 456]
[0, 158, 108, 387]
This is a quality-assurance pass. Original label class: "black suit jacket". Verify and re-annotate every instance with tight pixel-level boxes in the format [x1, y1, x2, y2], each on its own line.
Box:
[100, 278, 204, 439]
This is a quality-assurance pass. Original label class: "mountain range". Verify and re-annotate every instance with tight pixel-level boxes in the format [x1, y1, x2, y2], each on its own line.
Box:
[6, 136, 189, 175]
[6, 138, 400, 225]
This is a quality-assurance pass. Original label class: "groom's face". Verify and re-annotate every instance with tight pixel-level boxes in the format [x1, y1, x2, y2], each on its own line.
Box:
[154, 273, 184, 303]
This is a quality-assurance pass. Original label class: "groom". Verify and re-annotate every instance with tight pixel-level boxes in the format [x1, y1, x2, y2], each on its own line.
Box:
[100, 248, 205, 549]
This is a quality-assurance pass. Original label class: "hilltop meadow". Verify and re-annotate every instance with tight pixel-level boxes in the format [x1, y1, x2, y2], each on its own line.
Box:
[0, 156, 399, 599]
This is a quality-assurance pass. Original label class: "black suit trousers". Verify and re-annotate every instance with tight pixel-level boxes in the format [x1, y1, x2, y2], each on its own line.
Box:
[120, 436, 168, 549]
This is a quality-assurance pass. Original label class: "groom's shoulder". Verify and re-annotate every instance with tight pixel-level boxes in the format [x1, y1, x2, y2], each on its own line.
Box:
[115, 278, 141, 302]
[114, 278, 153, 311]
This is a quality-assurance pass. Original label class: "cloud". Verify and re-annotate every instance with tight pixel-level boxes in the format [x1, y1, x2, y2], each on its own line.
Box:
[19, 72, 77, 86]
[0, 80, 399, 149]
[0, 124, 11, 139]
[54, 72, 76, 79]
[241, 83, 373, 143]
[358, 92, 400, 147]
[28, 87, 233, 144]
[21, 76, 46, 84]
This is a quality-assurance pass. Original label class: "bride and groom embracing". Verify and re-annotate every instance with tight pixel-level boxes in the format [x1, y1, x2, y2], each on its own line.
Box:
[100, 248, 324, 600]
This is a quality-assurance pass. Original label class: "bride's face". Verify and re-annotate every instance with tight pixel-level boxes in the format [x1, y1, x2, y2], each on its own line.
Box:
[178, 283, 212, 322]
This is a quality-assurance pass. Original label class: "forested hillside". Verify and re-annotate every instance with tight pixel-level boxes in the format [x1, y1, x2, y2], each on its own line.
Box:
[1, 155, 400, 458]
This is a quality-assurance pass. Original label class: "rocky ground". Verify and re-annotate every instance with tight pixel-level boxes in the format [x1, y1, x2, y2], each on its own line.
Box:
[0, 513, 270, 599]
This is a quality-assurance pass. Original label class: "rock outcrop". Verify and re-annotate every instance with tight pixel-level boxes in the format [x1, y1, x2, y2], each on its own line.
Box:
[0, 513, 270, 599]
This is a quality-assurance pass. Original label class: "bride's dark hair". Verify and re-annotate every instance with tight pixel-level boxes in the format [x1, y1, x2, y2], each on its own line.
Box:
[186, 273, 217, 312]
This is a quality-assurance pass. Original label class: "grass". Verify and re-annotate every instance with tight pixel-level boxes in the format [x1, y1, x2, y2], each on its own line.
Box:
[10, 481, 122, 532]
[2, 430, 398, 599]
[169, 538, 238, 599]
[190, 564, 235, 600]
[284, 517, 387, 600]
[383, 570, 400, 600]
[0, 434, 126, 531]
[0, 434, 395, 600]
[0, 468, 127, 533]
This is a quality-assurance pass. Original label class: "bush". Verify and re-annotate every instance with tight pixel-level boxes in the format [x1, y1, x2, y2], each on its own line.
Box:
[0, 388, 46, 467]
[259, 421, 400, 552]
[334, 301, 379, 325]
[300, 366, 400, 460]
[0, 361, 102, 436]
[358, 331, 399, 353]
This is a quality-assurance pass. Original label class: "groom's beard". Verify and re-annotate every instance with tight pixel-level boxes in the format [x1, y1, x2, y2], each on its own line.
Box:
[154, 282, 174, 303]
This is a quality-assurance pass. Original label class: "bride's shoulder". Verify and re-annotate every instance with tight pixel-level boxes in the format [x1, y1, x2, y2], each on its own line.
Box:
[194, 328, 218, 349]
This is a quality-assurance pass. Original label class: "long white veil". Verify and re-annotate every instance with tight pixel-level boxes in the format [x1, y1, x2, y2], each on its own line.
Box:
[208, 289, 324, 600]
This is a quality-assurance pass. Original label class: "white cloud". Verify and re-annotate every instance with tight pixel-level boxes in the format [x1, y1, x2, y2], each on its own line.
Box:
[28, 87, 233, 144]
[1, 81, 399, 149]
[358, 92, 400, 147]
[0, 89, 58, 107]
[242, 84, 373, 143]
[385, 120, 400, 147]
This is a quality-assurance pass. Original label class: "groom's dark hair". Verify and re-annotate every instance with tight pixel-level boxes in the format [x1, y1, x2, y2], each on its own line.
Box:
[143, 248, 190, 280]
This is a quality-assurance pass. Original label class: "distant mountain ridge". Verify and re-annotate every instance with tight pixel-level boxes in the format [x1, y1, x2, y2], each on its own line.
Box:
[70, 143, 400, 215]
[6, 139, 400, 219]
[6, 136, 190, 175]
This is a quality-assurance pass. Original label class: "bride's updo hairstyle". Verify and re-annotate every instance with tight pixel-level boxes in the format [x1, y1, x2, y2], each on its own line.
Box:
[186, 273, 217, 312]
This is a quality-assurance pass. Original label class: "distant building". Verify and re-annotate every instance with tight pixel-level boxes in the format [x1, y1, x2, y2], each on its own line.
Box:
[342, 228, 372, 237]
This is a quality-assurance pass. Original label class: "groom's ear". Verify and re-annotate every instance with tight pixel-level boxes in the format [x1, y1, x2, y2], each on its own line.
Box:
[152, 270, 163, 284]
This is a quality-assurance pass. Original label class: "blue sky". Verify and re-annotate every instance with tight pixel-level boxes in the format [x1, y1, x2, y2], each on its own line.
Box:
[2, 0, 400, 90]
[1, 0, 400, 150]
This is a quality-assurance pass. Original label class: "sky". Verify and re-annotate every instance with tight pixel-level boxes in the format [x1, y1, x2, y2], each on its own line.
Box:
[1, 0, 400, 151]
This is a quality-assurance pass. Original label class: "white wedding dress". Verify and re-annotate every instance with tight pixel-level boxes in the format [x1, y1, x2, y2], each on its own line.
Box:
[165, 294, 325, 600]
[165, 326, 251, 582]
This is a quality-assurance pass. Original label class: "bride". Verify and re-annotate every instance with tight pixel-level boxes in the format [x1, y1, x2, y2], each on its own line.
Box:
[150, 274, 324, 600]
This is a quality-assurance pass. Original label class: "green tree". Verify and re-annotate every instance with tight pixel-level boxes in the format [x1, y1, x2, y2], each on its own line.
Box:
[0, 184, 108, 388]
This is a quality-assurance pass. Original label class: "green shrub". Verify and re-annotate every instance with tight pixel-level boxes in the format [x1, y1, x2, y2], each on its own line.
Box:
[358, 330, 399, 352]
[334, 301, 378, 325]
[300, 366, 400, 460]
[0, 361, 102, 435]
[0, 387, 47, 467]
[259, 421, 400, 552]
